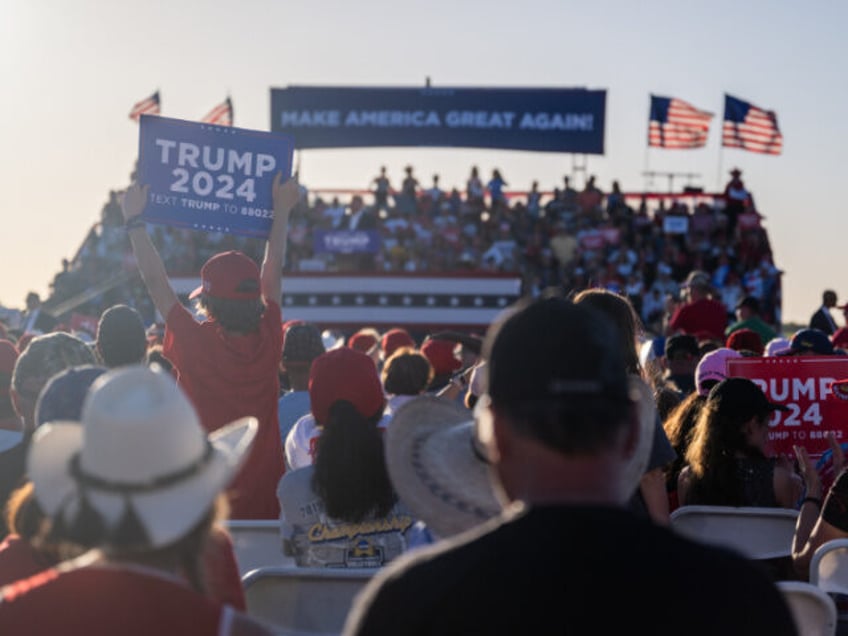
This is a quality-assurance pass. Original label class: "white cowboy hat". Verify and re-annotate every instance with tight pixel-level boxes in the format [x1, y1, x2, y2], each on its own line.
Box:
[28, 365, 257, 549]
[384, 396, 501, 540]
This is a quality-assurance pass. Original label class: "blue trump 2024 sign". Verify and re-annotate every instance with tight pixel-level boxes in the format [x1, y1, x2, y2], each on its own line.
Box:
[313, 230, 381, 254]
[270, 86, 606, 154]
[137, 116, 294, 238]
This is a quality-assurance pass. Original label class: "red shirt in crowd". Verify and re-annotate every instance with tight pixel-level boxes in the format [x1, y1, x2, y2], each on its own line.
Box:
[164, 301, 284, 520]
[668, 298, 729, 342]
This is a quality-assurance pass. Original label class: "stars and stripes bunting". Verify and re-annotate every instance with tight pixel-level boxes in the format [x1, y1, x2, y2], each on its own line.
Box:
[722, 94, 783, 155]
[129, 91, 160, 121]
[171, 274, 522, 329]
[200, 97, 233, 126]
[648, 95, 713, 149]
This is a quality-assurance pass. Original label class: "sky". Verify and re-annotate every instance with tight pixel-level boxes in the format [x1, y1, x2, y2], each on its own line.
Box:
[0, 0, 845, 325]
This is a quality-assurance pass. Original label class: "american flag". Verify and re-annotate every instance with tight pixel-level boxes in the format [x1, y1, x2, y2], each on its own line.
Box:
[200, 97, 233, 126]
[648, 95, 713, 149]
[722, 94, 783, 155]
[128, 91, 160, 121]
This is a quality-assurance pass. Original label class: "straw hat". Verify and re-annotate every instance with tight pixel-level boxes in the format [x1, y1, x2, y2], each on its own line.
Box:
[385, 396, 500, 539]
[28, 365, 257, 549]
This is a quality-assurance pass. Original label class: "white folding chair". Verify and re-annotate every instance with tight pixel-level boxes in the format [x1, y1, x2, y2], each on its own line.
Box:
[223, 520, 294, 576]
[669, 505, 799, 559]
[777, 581, 837, 636]
[242, 566, 375, 636]
[810, 538, 848, 596]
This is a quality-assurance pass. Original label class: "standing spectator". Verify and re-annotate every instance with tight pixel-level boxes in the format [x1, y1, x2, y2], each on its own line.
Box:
[120, 174, 300, 519]
[723, 168, 751, 239]
[667, 271, 728, 342]
[0, 366, 270, 635]
[526, 181, 542, 218]
[810, 289, 839, 335]
[487, 169, 508, 209]
[466, 166, 484, 208]
[345, 298, 795, 636]
[425, 174, 444, 208]
[372, 166, 391, 212]
[398, 165, 419, 215]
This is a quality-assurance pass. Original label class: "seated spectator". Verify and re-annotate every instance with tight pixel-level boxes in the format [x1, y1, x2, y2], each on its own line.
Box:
[1, 333, 95, 538]
[573, 288, 676, 526]
[678, 378, 801, 508]
[345, 297, 794, 636]
[277, 348, 412, 568]
[725, 296, 777, 346]
[765, 337, 790, 357]
[285, 349, 391, 470]
[95, 304, 147, 368]
[777, 328, 835, 356]
[0, 366, 268, 634]
[421, 338, 462, 393]
[382, 348, 433, 414]
[347, 328, 381, 368]
[661, 334, 699, 396]
[832, 327, 848, 353]
[383, 396, 500, 542]
[380, 327, 416, 362]
[278, 323, 325, 443]
[725, 328, 764, 356]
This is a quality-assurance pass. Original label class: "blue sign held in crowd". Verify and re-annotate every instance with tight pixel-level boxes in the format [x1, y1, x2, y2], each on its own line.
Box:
[313, 230, 382, 254]
[137, 115, 294, 238]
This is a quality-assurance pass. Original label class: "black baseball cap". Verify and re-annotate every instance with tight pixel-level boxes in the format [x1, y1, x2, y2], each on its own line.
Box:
[708, 377, 788, 420]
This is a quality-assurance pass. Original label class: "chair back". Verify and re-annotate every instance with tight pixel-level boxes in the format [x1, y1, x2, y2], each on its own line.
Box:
[223, 520, 294, 576]
[777, 581, 837, 636]
[810, 538, 848, 596]
[669, 505, 798, 559]
[242, 566, 375, 635]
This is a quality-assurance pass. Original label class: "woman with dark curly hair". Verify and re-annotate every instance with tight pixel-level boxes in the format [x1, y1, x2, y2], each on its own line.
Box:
[678, 377, 801, 508]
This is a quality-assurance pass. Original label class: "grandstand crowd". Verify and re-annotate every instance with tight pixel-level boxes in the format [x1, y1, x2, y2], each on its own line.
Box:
[13, 164, 780, 339]
[1, 167, 844, 634]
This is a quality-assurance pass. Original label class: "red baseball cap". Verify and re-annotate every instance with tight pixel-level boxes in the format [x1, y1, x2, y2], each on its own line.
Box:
[421, 339, 462, 376]
[348, 330, 379, 353]
[381, 328, 415, 359]
[309, 348, 385, 426]
[189, 251, 260, 301]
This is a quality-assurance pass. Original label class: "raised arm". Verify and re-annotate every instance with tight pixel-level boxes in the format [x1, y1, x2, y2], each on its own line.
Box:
[261, 173, 300, 307]
[121, 183, 179, 320]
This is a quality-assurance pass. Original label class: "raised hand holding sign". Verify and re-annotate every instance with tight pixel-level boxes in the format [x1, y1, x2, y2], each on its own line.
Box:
[136, 115, 294, 237]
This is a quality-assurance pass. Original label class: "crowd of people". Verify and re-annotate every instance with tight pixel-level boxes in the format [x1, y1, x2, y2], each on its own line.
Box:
[15, 165, 780, 339]
[1, 168, 845, 634]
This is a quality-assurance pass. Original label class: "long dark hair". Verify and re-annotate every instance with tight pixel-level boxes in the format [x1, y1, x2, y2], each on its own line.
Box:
[312, 400, 395, 522]
[684, 400, 766, 506]
[662, 392, 706, 490]
[196, 294, 264, 334]
[573, 288, 643, 376]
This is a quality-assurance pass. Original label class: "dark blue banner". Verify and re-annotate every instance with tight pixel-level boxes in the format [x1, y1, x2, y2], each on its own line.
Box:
[137, 115, 294, 238]
[270, 86, 606, 154]
[313, 230, 382, 254]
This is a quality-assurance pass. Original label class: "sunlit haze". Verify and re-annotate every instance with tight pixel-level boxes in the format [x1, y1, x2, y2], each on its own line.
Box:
[1, 0, 845, 325]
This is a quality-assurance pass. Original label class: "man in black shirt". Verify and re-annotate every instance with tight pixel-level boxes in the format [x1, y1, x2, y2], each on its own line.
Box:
[345, 297, 796, 636]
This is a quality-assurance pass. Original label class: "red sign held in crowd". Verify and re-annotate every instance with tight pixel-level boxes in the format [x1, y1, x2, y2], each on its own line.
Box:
[728, 356, 848, 459]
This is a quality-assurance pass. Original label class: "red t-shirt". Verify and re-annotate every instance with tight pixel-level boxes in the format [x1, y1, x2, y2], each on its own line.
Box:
[0, 566, 224, 635]
[668, 298, 729, 342]
[164, 301, 284, 519]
